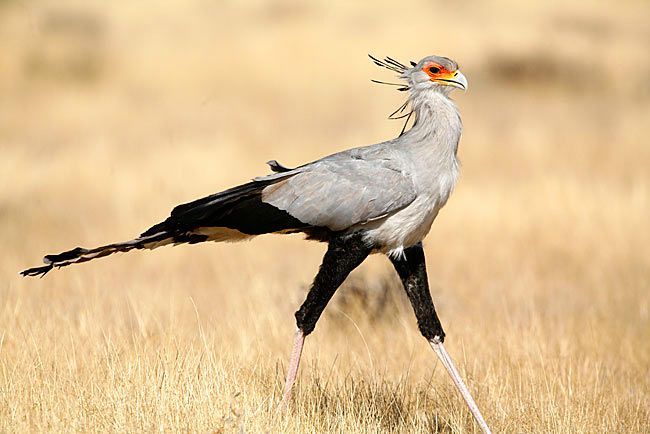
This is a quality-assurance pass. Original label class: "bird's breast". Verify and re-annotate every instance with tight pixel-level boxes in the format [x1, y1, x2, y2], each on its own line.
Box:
[360, 161, 459, 255]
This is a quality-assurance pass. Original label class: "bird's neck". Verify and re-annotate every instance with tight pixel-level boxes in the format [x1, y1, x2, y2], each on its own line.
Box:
[401, 90, 462, 156]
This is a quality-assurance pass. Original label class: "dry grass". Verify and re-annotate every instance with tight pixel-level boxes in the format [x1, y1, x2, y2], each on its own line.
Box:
[1, 0, 649, 432]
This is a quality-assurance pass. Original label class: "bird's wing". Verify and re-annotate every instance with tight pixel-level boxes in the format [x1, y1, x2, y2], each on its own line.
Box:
[259, 157, 416, 231]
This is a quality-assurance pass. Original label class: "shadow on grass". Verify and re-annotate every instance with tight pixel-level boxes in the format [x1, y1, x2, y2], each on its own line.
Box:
[293, 374, 458, 433]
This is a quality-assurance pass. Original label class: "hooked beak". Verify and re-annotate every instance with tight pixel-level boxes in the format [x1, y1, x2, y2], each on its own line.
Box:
[434, 70, 468, 91]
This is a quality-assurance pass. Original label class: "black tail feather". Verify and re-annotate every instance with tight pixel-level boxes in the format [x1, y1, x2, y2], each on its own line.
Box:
[45, 247, 89, 264]
[21, 177, 313, 278]
[20, 231, 173, 278]
[21, 264, 54, 278]
[140, 178, 308, 238]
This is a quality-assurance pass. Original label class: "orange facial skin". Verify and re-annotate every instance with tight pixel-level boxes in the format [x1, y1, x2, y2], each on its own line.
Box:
[422, 62, 456, 82]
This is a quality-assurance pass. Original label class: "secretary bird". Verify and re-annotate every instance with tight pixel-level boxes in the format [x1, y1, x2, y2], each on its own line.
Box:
[22, 54, 491, 432]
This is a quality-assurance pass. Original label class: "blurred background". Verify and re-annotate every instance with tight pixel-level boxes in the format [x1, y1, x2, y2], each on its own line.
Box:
[1, 0, 649, 432]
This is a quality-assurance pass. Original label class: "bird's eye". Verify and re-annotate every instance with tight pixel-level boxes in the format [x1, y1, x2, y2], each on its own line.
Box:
[428, 66, 440, 74]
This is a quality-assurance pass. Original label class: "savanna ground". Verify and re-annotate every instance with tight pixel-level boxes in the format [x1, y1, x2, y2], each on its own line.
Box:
[1, 0, 649, 432]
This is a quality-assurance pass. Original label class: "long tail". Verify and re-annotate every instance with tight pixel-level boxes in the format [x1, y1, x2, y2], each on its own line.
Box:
[20, 231, 176, 277]
[21, 176, 309, 278]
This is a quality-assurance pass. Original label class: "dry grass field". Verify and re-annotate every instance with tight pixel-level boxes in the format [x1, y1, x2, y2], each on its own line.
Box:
[1, 0, 649, 432]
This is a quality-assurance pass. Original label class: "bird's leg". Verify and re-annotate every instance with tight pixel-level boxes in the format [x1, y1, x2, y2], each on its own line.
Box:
[281, 328, 305, 404]
[428, 338, 492, 434]
[281, 233, 372, 405]
[390, 243, 445, 341]
[390, 243, 492, 434]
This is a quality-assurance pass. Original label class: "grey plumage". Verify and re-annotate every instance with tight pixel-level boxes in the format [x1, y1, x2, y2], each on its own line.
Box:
[261, 153, 416, 231]
[257, 54, 466, 256]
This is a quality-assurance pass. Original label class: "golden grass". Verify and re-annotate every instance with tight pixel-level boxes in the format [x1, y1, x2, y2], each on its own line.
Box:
[1, 0, 649, 432]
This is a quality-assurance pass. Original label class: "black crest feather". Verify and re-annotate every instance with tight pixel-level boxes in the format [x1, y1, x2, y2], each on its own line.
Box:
[368, 54, 414, 137]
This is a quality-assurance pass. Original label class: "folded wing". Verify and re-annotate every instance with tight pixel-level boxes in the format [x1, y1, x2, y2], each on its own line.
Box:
[261, 158, 416, 231]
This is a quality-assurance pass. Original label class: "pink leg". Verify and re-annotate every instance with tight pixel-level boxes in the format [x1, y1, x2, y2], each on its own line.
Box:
[429, 337, 492, 434]
[281, 328, 305, 405]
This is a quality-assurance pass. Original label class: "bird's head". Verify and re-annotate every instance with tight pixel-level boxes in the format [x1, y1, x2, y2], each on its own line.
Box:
[369, 54, 467, 135]
[369, 54, 468, 95]
[408, 55, 467, 93]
